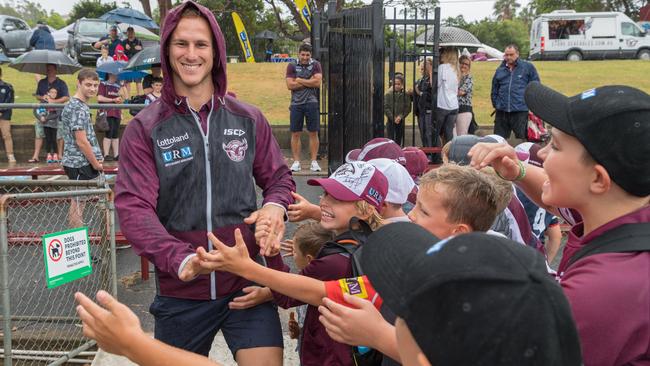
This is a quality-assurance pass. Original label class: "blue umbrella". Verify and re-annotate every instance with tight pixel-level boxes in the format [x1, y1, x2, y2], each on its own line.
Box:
[96, 60, 128, 80]
[118, 70, 147, 82]
[100, 8, 159, 30]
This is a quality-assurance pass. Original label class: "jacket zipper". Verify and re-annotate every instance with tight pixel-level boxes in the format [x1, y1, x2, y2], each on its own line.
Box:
[188, 95, 216, 300]
[507, 65, 513, 113]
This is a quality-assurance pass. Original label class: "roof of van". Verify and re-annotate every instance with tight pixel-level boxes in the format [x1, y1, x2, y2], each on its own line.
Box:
[538, 11, 624, 18]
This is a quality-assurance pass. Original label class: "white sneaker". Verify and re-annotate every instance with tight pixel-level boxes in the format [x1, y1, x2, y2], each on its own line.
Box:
[7, 154, 16, 163]
[310, 160, 321, 172]
[290, 160, 301, 172]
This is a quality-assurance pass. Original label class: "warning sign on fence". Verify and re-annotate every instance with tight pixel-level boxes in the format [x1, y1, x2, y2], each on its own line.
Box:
[42, 227, 92, 289]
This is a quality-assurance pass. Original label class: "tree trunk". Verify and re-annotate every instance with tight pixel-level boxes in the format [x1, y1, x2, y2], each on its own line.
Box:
[139, 0, 152, 18]
[158, 0, 173, 30]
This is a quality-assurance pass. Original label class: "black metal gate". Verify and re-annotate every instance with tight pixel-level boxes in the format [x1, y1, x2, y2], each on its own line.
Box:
[313, 1, 441, 172]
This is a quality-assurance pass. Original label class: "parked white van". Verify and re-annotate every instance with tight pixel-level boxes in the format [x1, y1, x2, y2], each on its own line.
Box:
[529, 10, 650, 61]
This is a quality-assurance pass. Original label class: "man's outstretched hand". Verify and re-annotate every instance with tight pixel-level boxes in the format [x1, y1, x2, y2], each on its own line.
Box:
[75, 291, 145, 356]
[244, 205, 285, 256]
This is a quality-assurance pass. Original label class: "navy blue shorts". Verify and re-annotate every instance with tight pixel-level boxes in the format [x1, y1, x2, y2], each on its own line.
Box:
[149, 291, 283, 358]
[290, 102, 320, 132]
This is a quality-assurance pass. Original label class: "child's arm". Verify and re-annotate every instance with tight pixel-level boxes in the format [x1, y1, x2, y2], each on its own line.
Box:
[319, 294, 400, 362]
[467, 142, 560, 216]
[198, 230, 327, 307]
[287, 191, 321, 222]
[75, 291, 222, 366]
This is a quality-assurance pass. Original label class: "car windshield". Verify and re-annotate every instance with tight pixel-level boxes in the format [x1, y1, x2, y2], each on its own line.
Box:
[78, 21, 109, 34]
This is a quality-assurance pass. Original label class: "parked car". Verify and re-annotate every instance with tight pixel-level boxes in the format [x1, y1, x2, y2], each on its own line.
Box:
[51, 23, 74, 50]
[65, 18, 115, 64]
[65, 18, 159, 64]
[0, 15, 32, 56]
[530, 10, 650, 61]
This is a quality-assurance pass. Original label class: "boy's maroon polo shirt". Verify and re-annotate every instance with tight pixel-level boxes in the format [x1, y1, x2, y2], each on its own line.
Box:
[559, 206, 650, 365]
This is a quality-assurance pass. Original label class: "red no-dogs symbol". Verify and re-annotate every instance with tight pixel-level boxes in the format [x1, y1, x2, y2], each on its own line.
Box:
[48, 239, 63, 262]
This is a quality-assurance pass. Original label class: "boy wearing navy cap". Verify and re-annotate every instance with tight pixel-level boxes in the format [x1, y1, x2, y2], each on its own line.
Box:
[469, 82, 650, 365]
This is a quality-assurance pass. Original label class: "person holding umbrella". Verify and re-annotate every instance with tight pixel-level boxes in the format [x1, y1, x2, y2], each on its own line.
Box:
[94, 25, 122, 57]
[30, 64, 70, 163]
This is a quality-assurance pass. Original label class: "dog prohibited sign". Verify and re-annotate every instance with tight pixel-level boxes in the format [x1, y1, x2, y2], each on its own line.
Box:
[42, 227, 92, 289]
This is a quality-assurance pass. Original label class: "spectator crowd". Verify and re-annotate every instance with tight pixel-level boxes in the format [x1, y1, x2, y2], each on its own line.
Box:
[71, 2, 650, 366]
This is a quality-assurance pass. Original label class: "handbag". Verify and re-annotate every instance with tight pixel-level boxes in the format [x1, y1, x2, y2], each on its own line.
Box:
[95, 110, 109, 132]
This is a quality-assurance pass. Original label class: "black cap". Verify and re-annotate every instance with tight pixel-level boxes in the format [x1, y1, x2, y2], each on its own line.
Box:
[362, 222, 582, 365]
[525, 82, 650, 197]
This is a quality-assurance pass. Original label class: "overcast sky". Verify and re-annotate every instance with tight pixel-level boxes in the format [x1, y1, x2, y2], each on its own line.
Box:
[41, 0, 526, 23]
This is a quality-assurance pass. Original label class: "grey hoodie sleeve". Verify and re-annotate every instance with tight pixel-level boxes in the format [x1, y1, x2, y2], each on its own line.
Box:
[115, 119, 196, 279]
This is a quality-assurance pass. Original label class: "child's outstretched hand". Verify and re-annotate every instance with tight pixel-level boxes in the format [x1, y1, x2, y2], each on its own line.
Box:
[288, 192, 321, 222]
[280, 239, 295, 258]
[198, 229, 252, 275]
[288, 312, 300, 339]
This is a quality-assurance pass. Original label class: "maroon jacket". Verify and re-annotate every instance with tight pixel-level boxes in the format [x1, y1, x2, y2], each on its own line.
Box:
[273, 247, 354, 366]
[114, 1, 295, 300]
[558, 206, 650, 365]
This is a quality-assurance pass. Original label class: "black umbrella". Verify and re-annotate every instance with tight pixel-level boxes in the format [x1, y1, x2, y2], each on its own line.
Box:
[124, 45, 160, 71]
[9, 50, 82, 75]
[254, 30, 279, 40]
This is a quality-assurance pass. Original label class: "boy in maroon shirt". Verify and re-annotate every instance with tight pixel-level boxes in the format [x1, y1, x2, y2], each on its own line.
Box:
[469, 82, 650, 366]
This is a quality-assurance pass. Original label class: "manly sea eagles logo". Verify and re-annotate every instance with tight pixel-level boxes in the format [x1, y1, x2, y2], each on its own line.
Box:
[223, 138, 248, 162]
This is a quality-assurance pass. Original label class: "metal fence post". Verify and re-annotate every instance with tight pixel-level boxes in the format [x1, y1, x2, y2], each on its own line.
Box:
[0, 203, 12, 366]
[372, 0, 385, 138]
[108, 199, 118, 297]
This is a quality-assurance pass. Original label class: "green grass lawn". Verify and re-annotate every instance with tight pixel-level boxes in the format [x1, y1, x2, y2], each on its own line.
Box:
[4, 60, 650, 126]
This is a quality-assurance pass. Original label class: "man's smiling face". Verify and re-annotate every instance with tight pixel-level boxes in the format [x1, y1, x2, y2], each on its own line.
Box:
[168, 15, 215, 96]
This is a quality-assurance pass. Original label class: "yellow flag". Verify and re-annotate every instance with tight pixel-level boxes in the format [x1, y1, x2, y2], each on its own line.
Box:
[231, 12, 255, 63]
[295, 0, 312, 32]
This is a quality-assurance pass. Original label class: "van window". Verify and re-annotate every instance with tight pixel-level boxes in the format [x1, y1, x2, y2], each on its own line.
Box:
[548, 20, 584, 39]
[622, 22, 642, 37]
[590, 17, 617, 38]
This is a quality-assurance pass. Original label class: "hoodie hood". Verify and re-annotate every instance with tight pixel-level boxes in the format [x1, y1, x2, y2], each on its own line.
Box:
[160, 0, 228, 110]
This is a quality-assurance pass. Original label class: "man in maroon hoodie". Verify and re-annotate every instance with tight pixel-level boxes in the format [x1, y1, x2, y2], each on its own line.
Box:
[114, 2, 294, 364]
[469, 82, 650, 365]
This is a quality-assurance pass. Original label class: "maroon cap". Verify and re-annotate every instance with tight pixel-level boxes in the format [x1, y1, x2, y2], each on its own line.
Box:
[307, 161, 388, 210]
[402, 146, 429, 178]
[345, 138, 406, 165]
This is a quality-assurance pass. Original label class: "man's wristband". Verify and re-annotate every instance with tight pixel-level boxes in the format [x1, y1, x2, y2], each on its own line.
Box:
[496, 160, 526, 182]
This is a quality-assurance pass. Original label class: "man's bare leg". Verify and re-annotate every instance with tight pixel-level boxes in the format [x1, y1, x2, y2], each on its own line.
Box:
[291, 132, 302, 162]
[308, 131, 319, 162]
[236, 347, 282, 366]
[69, 199, 85, 228]
[57, 139, 64, 159]
[31, 138, 43, 161]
